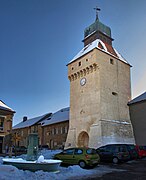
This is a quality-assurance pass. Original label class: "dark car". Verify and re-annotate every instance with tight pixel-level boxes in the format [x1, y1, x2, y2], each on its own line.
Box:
[13, 146, 27, 153]
[54, 147, 100, 168]
[39, 145, 49, 150]
[96, 144, 130, 164]
[125, 144, 139, 160]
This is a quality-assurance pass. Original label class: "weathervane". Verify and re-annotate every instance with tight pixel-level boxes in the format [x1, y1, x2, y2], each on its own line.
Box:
[94, 6, 101, 20]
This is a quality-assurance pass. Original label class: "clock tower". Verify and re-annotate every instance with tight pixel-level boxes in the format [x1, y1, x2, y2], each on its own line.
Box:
[65, 9, 134, 148]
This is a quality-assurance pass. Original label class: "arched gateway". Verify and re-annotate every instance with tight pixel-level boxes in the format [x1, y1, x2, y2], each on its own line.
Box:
[78, 131, 89, 147]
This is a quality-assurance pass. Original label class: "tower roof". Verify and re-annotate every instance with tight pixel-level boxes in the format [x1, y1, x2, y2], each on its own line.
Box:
[68, 8, 131, 66]
[68, 39, 130, 66]
[84, 19, 112, 39]
[83, 8, 113, 47]
[84, 6, 111, 39]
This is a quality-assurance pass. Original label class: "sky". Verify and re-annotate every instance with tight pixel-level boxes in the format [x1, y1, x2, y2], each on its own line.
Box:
[0, 0, 146, 126]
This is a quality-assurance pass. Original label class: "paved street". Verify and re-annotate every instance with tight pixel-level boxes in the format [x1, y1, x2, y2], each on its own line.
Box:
[83, 158, 146, 180]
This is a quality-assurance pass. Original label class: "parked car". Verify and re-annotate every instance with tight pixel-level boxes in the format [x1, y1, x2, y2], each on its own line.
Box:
[13, 146, 27, 153]
[135, 145, 146, 158]
[124, 144, 139, 160]
[54, 147, 100, 168]
[96, 144, 131, 164]
[39, 145, 49, 150]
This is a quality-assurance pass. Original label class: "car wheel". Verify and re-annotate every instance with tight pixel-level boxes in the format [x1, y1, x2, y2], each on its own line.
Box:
[112, 157, 119, 164]
[79, 160, 86, 168]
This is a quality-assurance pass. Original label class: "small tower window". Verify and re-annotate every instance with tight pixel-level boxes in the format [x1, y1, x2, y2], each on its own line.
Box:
[112, 92, 118, 96]
[72, 67, 74, 70]
[79, 61, 81, 66]
[110, 59, 114, 65]
[86, 59, 88, 62]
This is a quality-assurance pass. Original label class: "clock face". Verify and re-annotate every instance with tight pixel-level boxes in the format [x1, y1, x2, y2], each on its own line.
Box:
[80, 78, 86, 86]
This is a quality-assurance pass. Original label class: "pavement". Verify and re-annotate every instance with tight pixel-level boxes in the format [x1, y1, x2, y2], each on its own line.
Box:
[84, 158, 146, 180]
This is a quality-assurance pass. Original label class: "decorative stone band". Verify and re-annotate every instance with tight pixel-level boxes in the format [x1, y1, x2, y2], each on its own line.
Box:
[68, 63, 98, 81]
[100, 119, 131, 125]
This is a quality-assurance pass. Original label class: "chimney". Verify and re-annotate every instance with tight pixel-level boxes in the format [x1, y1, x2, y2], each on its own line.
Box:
[23, 116, 27, 122]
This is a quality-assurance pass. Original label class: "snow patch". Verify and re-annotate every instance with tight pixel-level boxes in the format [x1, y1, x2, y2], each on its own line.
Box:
[101, 119, 131, 125]
[0, 150, 125, 180]
[68, 39, 130, 66]
[39, 149, 62, 159]
[0, 164, 123, 180]
[37, 155, 44, 163]
[42, 107, 69, 126]
[2, 158, 61, 164]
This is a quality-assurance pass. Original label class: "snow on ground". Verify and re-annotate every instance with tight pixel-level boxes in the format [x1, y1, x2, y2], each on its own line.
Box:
[0, 150, 124, 180]
[0, 164, 124, 180]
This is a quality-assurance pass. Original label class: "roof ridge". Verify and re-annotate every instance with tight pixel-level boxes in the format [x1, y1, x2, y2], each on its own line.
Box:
[0, 100, 15, 112]
[128, 91, 146, 105]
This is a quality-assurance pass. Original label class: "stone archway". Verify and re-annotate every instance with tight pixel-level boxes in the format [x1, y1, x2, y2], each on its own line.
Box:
[78, 131, 89, 147]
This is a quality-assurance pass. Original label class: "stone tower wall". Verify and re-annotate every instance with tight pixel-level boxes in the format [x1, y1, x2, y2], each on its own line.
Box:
[65, 48, 134, 148]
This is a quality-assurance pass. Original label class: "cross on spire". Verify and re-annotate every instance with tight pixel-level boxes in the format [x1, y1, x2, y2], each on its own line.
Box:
[94, 6, 101, 20]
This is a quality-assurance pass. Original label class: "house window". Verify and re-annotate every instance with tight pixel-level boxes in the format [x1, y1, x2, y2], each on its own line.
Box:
[60, 127, 63, 134]
[52, 128, 54, 135]
[34, 126, 38, 133]
[56, 128, 58, 134]
[47, 132, 49, 136]
[21, 130, 23, 136]
[62, 127, 65, 134]
[54, 142, 57, 146]
[110, 59, 114, 65]
[79, 61, 81, 66]
[0, 117, 4, 131]
[54, 128, 56, 135]
[65, 126, 68, 133]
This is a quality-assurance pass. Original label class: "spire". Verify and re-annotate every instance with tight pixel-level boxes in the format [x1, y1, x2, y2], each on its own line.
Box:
[94, 6, 101, 20]
[83, 7, 113, 47]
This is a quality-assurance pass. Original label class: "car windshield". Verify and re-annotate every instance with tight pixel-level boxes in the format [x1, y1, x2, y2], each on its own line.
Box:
[63, 149, 74, 155]
[86, 149, 97, 154]
[139, 146, 144, 150]
[128, 145, 135, 150]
